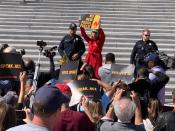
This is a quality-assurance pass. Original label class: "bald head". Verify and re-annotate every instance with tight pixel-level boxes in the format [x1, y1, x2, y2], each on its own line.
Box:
[114, 97, 136, 123]
[3, 47, 17, 53]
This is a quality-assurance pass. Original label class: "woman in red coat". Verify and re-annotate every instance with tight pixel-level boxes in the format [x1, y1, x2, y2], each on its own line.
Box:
[80, 26, 105, 79]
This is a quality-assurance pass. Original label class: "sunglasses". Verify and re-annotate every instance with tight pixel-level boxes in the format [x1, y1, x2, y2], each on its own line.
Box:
[144, 34, 150, 36]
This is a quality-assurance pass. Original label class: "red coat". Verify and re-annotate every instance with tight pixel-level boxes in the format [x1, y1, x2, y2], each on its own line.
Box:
[80, 27, 105, 78]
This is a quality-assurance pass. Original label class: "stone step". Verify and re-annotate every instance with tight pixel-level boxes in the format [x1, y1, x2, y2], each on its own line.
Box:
[1, 38, 175, 47]
[0, 6, 175, 12]
[0, 14, 175, 21]
[0, 20, 175, 26]
[0, 23, 174, 30]
[4, 41, 175, 47]
[0, 13, 175, 19]
[2, 39, 175, 46]
[1, 30, 175, 39]
[1, 17, 175, 23]
[0, 7, 175, 13]
[1, 1, 175, 4]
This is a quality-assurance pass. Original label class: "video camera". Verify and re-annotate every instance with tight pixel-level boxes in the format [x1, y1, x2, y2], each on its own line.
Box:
[37, 40, 47, 48]
[36, 40, 57, 57]
[43, 46, 57, 58]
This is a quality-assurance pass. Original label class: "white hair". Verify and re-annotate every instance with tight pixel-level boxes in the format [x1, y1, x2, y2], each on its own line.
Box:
[3, 46, 17, 53]
[114, 97, 136, 123]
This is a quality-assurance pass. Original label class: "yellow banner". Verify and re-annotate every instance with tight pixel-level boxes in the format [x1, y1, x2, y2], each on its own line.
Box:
[80, 14, 101, 29]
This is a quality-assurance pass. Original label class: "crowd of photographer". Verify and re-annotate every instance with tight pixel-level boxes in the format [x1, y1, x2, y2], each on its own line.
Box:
[0, 22, 175, 131]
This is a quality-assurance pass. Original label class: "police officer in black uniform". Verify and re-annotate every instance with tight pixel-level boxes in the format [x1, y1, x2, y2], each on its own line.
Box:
[58, 23, 85, 61]
[130, 29, 158, 77]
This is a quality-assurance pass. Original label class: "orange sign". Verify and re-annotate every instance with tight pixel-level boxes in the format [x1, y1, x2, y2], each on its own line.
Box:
[79, 14, 100, 29]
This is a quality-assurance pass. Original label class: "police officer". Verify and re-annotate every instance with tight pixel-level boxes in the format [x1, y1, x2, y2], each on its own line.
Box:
[58, 23, 85, 61]
[130, 29, 158, 76]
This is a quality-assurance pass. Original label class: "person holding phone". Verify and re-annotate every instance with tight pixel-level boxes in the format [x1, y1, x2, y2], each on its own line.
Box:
[7, 85, 68, 131]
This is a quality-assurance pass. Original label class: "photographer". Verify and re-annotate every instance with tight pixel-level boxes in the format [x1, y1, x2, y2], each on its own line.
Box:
[0, 45, 36, 97]
[43, 46, 57, 73]
[0, 46, 19, 95]
[35, 43, 60, 88]
[0, 71, 33, 127]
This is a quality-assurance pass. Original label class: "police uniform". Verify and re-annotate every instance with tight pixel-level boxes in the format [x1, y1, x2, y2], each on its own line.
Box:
[130, 39, 158, 75]
[58, 34, 85, 61]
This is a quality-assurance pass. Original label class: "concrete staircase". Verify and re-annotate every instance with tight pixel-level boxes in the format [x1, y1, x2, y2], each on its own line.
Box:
[0, 0, 175, 105]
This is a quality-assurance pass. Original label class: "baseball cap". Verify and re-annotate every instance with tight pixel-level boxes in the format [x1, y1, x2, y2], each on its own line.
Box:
[34, 85, 69, 113]
[55, 83, 72, 99]
[69, 23, 77, 30]
[55, 83, 71, 95]
[145, 53, 159, 62]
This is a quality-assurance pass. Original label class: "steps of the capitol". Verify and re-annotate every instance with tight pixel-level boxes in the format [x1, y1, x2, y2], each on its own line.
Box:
[0, 22, 174, 29]
[1, 0, 175, 4]
[0, 0, 175, 105]
[0, 28, 175, 34]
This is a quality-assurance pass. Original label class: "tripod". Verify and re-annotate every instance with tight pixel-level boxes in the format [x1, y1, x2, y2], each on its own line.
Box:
[27, 46, 44, 108]
[32, 46, 44, 93]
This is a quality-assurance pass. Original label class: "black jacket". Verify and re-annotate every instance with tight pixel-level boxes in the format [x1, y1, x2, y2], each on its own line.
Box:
[154, 111, 175, 131]
[58, 34, 85, 60]
[130, 40, 158, 65]
[129, 71, 169, 99]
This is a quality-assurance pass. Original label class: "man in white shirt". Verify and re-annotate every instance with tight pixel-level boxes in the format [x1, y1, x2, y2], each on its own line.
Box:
[98, 53, 115, 84]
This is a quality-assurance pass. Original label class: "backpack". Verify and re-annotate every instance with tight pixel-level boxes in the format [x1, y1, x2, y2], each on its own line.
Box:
[158, 51, 175, 69]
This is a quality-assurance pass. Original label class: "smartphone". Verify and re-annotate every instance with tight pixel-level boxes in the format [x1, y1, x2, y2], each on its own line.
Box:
[15, 110, 26, 120]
